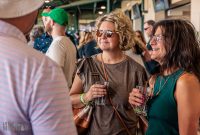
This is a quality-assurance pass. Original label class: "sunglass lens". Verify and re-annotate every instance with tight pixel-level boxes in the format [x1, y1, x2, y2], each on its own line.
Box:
[105, 31, 113, 38]
[96, 30, 114, 38]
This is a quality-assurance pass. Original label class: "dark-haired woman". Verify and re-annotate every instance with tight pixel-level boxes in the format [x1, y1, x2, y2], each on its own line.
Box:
[129, 19, 200, 135]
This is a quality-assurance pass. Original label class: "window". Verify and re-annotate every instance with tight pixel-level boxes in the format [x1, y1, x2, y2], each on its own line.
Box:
[153, 0, 170, 12]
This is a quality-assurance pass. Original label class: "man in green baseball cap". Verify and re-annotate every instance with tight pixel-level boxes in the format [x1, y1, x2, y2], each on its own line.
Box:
[42, 8, 68, 26]
[43, 7, 77, 89]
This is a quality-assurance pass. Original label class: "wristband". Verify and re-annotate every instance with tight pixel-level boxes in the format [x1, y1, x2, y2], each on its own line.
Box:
[80, 93, 88, 105]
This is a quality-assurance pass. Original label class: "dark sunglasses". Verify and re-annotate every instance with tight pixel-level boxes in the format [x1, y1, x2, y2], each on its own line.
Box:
[96, 30, 117, 38]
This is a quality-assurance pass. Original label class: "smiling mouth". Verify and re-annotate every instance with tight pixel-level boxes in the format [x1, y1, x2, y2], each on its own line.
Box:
[152, 48, 159, 51]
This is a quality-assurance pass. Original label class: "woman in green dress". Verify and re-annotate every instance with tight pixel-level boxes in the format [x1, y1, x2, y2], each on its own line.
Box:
[129, 19, 200, 135]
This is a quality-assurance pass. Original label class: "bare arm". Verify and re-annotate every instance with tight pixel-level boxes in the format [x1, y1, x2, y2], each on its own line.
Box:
[70, 74, 106, 108]
[175, 73, 200, 135]
[69, 74, 85, 108]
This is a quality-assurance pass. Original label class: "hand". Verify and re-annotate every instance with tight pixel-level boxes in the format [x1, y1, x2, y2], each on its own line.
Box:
[129, 88, 144, 107]
[142, 50, 151, 62]
[85, 83, 107, 102]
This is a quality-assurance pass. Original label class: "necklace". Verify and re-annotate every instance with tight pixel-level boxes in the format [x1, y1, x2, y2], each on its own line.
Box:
[155, 76, 170, 96]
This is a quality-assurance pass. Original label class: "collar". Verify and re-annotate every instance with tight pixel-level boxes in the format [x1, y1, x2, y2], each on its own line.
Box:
[0, 20, 27, 43]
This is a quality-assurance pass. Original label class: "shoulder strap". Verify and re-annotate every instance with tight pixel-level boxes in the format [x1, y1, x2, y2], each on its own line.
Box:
[100, 55, 132, 135]
[86, 56, 132, 135]
[108, 96, 132, 135]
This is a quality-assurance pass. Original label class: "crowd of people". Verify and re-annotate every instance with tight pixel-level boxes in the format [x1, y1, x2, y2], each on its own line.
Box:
[0, 0, 199, 135]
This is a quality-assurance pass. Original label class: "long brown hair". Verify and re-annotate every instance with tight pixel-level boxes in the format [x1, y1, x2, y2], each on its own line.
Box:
[135, 30, 146, 45]
[152, 19, 200, 80]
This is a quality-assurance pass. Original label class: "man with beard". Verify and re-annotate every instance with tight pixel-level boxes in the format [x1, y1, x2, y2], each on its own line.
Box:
[42, 8, 77, 88]
[0, 0, 77, 135]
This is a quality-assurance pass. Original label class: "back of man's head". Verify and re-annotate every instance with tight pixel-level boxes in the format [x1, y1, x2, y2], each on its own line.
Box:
[0, 0, 44, 19]
[0, 0, 44, 34]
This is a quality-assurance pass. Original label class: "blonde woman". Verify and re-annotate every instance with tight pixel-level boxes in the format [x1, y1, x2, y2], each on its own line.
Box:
[70, 9, 147, 135]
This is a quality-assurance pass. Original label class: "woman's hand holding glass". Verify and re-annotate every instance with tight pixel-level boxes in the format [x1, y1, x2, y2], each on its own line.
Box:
[84, 83, 107, 103]
[129, 88, 144, 106]
[129, 86, 149, 116]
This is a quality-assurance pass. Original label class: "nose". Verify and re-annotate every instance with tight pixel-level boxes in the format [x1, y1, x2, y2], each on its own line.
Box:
[101, 32, 107, 39]
[150, 37, 156, 47]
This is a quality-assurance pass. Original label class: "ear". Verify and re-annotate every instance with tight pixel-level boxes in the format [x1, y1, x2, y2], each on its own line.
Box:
[49, 19, 55, 26]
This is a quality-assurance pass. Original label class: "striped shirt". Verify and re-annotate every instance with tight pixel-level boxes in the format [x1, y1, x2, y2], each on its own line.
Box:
[0, 20, 77, 135]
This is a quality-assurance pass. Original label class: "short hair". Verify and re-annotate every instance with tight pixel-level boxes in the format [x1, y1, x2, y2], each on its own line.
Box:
[95, 9, 135, 51]
[152, 19, 200, 80]
[144, 20, 155, 26]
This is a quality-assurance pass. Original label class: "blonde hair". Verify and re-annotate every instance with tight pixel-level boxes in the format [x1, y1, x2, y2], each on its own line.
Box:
[95, 9, 135, 51]
[78, 31, 94, 49]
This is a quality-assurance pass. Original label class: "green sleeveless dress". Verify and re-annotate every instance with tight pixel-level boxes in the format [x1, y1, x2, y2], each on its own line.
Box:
[146, 69, 184, 135]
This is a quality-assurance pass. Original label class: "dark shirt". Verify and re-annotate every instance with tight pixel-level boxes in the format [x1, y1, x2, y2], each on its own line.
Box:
[78, 40, 101, 58]
[34, 33, 52, 53]
[144, 40, 160, 75]
[146, 40, 152, 50]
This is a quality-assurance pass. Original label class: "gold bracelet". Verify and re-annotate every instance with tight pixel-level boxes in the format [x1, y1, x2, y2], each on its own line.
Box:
[80, 93, 88, 105]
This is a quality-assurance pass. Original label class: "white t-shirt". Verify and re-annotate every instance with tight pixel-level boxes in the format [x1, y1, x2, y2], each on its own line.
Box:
[46, 36, 77, 88]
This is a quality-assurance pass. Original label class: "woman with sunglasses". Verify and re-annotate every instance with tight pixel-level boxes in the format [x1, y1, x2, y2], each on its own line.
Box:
[129, 19, 200, 135]
[70, 9, 147, 135]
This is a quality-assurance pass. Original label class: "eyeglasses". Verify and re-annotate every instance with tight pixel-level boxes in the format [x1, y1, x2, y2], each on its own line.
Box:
[95, 30, 117, 38]
[150, 35, 165, 42]
[144, 27, 150, 31]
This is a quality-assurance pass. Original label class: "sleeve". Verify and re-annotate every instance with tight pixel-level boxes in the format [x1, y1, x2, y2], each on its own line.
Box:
[46, 40, 65, 67]
[28, 59, 77, 135]
[75, 58, 95, 92]
[76, 58, 87, 83]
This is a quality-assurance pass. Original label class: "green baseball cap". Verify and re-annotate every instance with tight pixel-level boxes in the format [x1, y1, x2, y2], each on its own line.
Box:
[42, 8, 68, 26]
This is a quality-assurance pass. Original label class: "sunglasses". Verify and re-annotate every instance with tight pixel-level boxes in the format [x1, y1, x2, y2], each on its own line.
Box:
[96, 30, 117, 38]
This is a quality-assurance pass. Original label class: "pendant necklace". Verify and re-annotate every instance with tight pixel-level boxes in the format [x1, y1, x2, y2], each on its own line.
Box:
[155, 76, 170, 96]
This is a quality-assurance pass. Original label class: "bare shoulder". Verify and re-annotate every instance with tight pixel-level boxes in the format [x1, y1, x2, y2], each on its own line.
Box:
[177, 73, 200, 88]
[176, 72, 200, 96]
